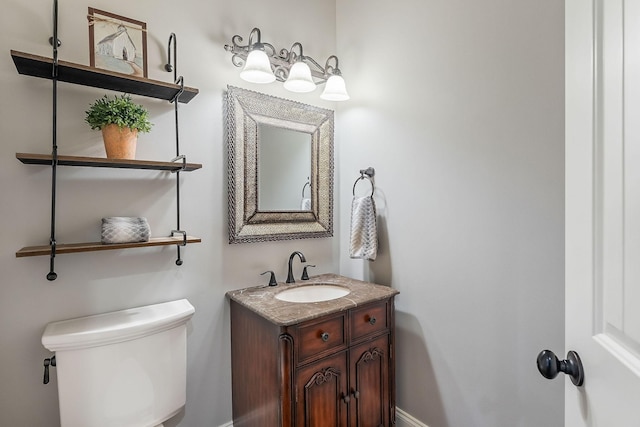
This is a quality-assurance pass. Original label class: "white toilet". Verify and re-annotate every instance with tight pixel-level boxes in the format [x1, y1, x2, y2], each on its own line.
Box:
[41, 299, 195, 427]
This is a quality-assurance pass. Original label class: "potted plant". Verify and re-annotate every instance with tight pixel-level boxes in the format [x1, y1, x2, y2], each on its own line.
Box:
[85, 94, 152, 159]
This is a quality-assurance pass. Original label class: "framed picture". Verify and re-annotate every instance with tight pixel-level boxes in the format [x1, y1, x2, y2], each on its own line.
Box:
[88, 8, 148, 78]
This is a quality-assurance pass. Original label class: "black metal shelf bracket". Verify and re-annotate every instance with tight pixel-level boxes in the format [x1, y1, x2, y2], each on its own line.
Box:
[171, 155, 187, 172]
[47, 0, 60, 281]
[165, 33, 177, 76]
[166, 33, 187, 267]
[171, 230, 187, 266]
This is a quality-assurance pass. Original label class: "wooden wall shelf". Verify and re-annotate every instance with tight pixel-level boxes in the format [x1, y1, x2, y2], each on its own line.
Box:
[16, 236, 202, 258]
[12, 27, 201, 279]
[11, 50, 198, 103]
[16, 153, 203, 172]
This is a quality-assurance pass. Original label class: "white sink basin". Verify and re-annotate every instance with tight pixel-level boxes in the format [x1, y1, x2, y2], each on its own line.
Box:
[275, 284, 350, 303]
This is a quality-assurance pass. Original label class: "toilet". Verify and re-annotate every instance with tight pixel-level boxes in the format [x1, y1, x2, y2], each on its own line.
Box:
[41, 299, 195, 427]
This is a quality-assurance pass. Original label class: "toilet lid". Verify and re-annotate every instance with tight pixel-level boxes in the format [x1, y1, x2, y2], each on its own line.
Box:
[41, 299, 195, 351]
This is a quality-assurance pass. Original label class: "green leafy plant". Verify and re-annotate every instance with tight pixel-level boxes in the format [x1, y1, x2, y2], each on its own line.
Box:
[85, 94, 152, 133]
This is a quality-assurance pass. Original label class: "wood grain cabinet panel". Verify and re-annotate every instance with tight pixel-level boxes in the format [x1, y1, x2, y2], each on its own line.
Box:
[350, 335, 390, 427]
[295, 351, 349, 427]
[295, 314, 347, 363]
[351, 301, 389, 342]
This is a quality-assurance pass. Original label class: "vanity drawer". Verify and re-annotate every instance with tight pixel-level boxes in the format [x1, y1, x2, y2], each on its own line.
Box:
[351, 300, 388, 341]
[296, 314, 346, 362]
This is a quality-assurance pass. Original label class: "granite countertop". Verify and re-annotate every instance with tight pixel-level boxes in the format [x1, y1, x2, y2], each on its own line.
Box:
[226, 273, 399, 326]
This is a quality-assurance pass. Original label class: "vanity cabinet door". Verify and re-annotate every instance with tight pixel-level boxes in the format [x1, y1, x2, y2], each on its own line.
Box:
[349, 334, 390, 427]
[295, 351, 349, 427]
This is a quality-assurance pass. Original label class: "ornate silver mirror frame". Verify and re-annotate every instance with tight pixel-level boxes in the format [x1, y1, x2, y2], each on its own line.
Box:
[226, 86, 334, 243]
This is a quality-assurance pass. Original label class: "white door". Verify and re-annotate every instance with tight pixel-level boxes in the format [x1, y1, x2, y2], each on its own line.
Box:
[565, 0, 640, 425]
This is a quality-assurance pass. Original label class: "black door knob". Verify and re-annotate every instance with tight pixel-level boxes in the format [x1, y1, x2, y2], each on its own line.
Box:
[537, 349, 584, 386]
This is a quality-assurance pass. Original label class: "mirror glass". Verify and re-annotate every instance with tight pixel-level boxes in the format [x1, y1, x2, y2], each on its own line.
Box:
[258, 124, 312, 211]
[226, 86, 334, 243]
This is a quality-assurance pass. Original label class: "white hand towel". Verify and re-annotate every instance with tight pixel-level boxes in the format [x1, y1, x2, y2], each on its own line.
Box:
[349, 196, 378, 261]
[300, 198, 311, 210]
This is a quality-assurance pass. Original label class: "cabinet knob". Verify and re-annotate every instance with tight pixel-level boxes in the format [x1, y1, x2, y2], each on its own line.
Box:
[368, 316, 377, 325]
[342, 392, 350, 404]
[351, 389, 360, 399]
[320, 332, 330, 342]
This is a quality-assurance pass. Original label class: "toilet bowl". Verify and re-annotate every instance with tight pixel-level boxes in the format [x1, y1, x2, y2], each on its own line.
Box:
[42, 299, 195, 427]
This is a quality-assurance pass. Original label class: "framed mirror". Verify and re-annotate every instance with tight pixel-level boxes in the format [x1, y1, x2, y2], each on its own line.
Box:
[226, 86, 334, 243]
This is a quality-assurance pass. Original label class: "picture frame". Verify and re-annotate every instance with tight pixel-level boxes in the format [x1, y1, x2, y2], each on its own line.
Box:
[88, 8, 148, 78]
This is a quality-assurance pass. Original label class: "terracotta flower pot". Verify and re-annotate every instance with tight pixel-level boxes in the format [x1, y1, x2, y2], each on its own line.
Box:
[101, 124, 138, 159]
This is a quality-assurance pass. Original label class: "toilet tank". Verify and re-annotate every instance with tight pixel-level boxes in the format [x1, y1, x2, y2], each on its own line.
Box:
[42, 299, 195, 427]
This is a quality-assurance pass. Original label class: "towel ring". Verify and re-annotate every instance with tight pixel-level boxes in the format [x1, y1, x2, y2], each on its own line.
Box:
[301, 178, 311, 198]
[353, 175, 375, 197]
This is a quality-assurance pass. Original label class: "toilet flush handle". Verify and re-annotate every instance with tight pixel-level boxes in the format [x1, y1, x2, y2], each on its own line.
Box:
[43, 355, 56, 385]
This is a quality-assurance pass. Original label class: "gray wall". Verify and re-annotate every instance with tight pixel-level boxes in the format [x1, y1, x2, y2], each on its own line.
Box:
[335, 0, 565, 426]
[0, 0, 337, 426]
[0, 0, 564, 426]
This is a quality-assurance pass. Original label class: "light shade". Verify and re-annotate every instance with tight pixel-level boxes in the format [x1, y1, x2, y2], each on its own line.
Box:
[240, 49, 276, 83]
[283, 61, 316, 93]
[320, 75, 350, 101]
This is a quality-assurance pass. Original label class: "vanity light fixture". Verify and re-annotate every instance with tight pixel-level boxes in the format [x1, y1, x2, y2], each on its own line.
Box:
[282, 44, 316, 93]
[224, 27, 349, 101]
[237, 28, 276, 84]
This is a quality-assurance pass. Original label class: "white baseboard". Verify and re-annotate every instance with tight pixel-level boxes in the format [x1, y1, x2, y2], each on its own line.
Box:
[219, 407, 427, 427]
[396, 407, 429, 427]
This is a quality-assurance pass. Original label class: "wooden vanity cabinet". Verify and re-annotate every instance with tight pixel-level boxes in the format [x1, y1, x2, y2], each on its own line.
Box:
[230, 297, 396, 427]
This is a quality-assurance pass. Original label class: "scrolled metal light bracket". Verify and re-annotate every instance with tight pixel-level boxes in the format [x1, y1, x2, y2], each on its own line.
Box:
[224, 27, 342, 85]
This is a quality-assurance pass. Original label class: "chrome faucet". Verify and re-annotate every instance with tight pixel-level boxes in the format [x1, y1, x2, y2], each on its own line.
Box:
[286, 251, 306, 283]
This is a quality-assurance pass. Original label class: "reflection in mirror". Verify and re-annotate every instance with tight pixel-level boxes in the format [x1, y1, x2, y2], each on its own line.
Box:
[226, 86, 334, 243]
[258, 124, 312, 211]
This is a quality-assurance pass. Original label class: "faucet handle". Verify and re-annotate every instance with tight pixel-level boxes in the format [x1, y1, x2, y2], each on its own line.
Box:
[301, 265, 316, 280]
[261, 271, 278, 286]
